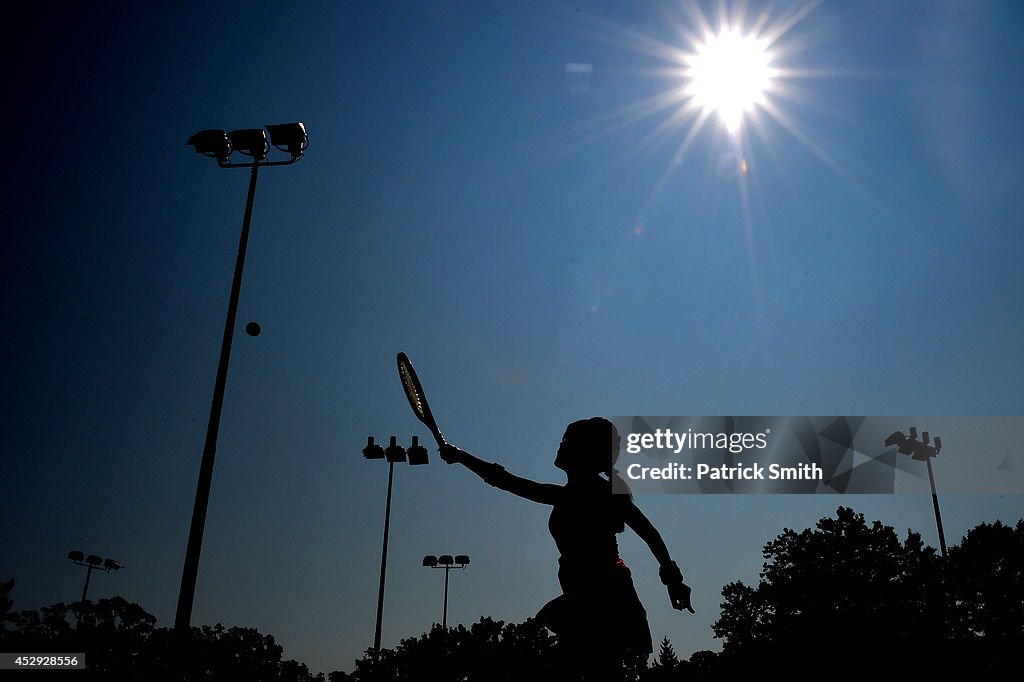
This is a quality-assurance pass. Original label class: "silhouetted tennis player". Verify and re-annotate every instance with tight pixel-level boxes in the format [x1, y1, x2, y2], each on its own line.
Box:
[440, 417, 692, 676]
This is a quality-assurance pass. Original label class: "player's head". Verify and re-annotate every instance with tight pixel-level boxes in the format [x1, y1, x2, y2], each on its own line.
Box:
[555, 416, 621, 475]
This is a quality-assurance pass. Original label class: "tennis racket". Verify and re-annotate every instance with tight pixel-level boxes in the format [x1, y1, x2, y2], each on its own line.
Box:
[397, 352, 446, 448]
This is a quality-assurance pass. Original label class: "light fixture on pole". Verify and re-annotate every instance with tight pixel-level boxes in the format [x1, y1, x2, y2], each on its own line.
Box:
[364, 435, 429, 659]
[884, 426, 947, 557]
[67, 550, 123, 624]
[422, 553, 470, 629]
[175, 123, 308, 637]
[68, 550, 124, 603]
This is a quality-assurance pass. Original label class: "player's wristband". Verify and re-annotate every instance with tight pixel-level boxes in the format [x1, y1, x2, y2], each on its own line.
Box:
[483, 462, 508, 487]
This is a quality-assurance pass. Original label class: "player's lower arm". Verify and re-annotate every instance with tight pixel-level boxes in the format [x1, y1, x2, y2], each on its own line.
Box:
[442, 445, 504, 482]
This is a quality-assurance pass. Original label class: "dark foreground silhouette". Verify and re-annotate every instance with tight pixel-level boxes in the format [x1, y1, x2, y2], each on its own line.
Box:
[2, 508, 1021, 680]
[440, 417, 693, 678]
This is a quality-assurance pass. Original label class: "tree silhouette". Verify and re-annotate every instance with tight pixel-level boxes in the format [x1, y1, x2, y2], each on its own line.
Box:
[713, 506, 1021, 675]
[3, 509, 1020, 679]
[0, 585, 325, 681]
[654, 637, 679, 668]
[347, 615, 655, 682]
[947, 519, 1024, 640]
[714, 507, 942, 653]
[640, 637, 681, 681]
[350, 617, 559, 681]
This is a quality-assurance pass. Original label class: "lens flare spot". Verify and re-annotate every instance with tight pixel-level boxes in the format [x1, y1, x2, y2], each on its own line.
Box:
[565, 62, 594, 94]
[715, 150, 747, 179]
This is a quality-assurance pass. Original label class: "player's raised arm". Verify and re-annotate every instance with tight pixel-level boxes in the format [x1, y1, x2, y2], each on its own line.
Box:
[440, 443, 561, 505]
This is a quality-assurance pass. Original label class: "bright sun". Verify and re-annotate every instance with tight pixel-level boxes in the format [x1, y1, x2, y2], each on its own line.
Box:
[686, 29, 774, 135]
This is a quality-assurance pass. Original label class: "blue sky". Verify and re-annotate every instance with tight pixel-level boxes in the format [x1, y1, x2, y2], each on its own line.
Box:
[3, 0, 1023, 675]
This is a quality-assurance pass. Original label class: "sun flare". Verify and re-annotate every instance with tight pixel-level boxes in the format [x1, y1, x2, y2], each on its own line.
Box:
[563, 0, 826, 210]
[686, 29, 774, 135]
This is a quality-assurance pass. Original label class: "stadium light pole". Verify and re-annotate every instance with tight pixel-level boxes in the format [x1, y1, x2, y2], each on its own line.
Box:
[364, 435, 429, 660]
[67, 551, 124, 605]
[883, 426, 947, 557]
[422, 554, 470, 629]
[175, 123, 309, 637]
[67, 551, 123, 627]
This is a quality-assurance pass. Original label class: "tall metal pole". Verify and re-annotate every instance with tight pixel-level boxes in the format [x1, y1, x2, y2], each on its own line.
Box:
[80, 565, 95, 604]
[74, 565, 96, 631]
[925, 458, 948, 558]
[175, 162, 261, 635]
[442, 565, 450, 630]
[373, 461, 396, 658]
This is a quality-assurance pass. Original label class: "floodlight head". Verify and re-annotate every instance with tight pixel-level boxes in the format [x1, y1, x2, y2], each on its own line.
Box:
[407, 435, 429, 466]
[422, 555, 438, 567]
[68, 550, 85, 562]
[438, 555, 454, 566]
[103, 558, 124, 571]
[912, 444, 938, 461]
[86, 555, 103, 566]
[187, 129, 232, 161]
[227, 128, 270, 160]
[934, 436, 942, 453]
[384, 435, 406, 463]
[265, 122, 308, 159]
[883, 431, 906, 448]
[886, 428, 921, 456]
[454, 554, 470, 566]
[362, 436, 385, 460]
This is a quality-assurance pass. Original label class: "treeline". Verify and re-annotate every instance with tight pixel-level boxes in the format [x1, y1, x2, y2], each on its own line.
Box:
[2, 507, 1021, 679]
[709, 507, 1022, 676]
[0, 587, 330, 681]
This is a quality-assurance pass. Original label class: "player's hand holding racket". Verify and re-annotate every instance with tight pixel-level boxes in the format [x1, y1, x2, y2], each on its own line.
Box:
[439, 443, 467, 465]
[397, 352, 466, 464]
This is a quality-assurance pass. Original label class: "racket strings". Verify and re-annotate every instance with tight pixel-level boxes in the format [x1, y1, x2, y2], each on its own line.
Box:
[399, 363, 428, 419]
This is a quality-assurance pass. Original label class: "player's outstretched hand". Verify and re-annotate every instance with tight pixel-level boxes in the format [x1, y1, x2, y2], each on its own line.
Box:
[660, 561, 695, 613]
[668, 581, 694, 613]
